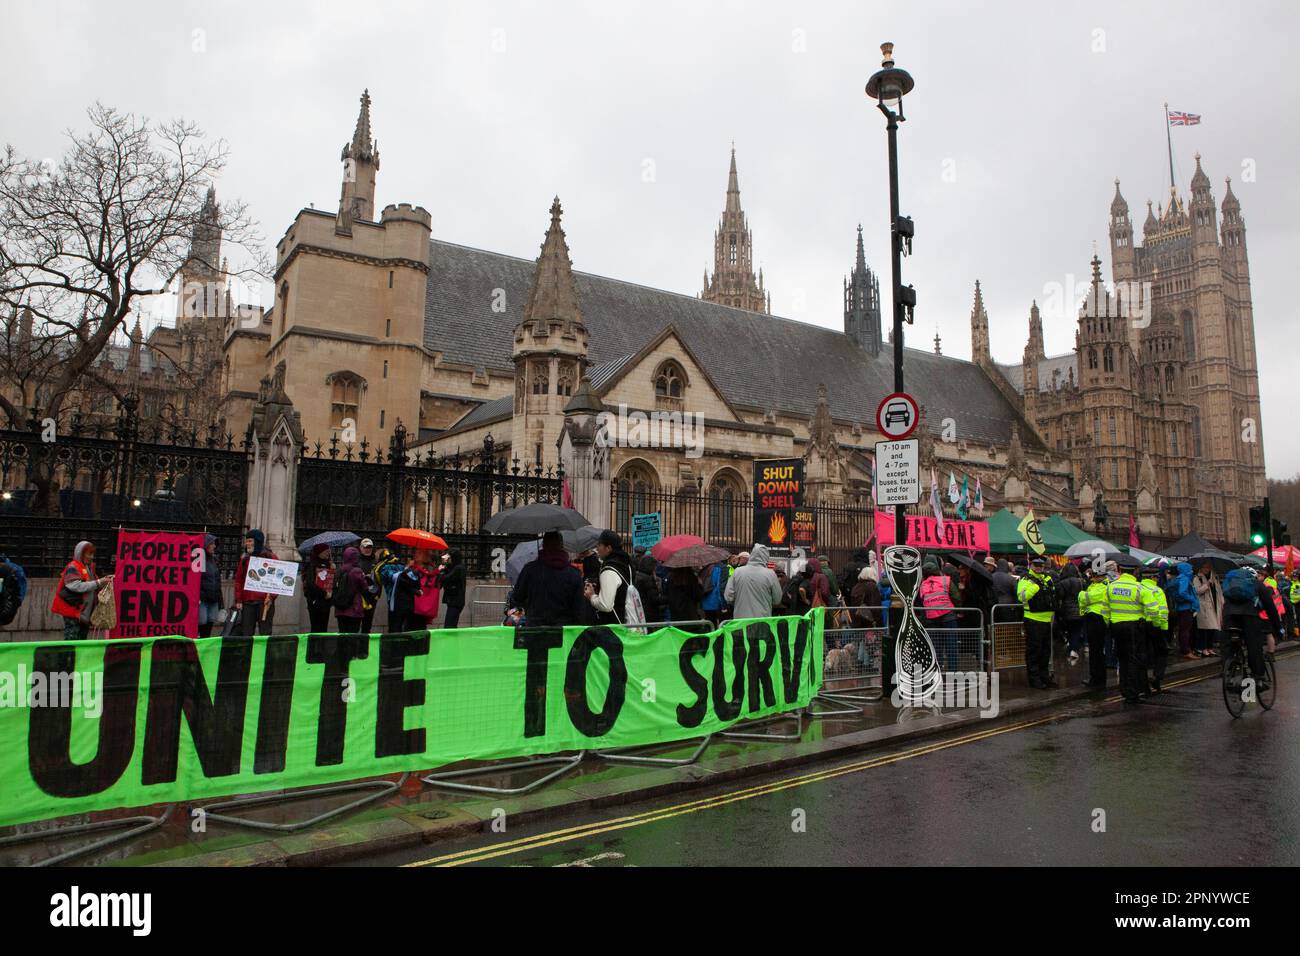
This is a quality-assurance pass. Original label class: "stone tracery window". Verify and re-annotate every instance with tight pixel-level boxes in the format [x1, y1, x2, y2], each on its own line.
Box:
[327, 371, 365, 430]
[1102, 346, 1114, 373]
[614, 461, 659, 531]
[557, 361, 576, 398]
[530, 360, 548, 396]
[654, 360, 686, 399]
[707, 470, 744, 541]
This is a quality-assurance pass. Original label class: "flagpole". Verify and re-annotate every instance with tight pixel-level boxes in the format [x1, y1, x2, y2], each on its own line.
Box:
[1164, 102, 1175, 190]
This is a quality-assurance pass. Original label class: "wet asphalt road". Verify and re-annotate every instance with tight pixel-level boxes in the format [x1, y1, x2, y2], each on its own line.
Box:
[369, 652, 1300, 867]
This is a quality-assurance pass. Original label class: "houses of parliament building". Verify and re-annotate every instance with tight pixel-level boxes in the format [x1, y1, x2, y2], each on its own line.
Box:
[8, 91, 1267, 546]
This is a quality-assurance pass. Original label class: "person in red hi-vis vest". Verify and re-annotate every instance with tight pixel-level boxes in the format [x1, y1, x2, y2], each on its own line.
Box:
[50, 540, 113, 640]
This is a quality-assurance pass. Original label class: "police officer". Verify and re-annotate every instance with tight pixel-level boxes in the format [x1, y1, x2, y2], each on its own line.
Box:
[1290, 573, 1300, 639]
[1138, 566, 1170, 695]
[1105, 560, 1145, 703]
[1017, 555, 1058, 689]
[1079, 564, 1110, 689]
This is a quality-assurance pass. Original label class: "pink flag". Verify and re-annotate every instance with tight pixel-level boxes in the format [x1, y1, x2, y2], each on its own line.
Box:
[562, 477, 573, 509]
[1128, 513, 1140, 548]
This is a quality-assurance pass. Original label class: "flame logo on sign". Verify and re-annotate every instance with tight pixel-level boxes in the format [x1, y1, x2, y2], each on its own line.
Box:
[767, 512, 788, 545]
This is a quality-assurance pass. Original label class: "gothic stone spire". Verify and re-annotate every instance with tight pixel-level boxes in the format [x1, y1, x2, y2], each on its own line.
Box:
[700, 146, 769, 313]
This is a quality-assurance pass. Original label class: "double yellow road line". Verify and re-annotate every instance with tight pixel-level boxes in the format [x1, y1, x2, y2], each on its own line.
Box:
[406, 659, 1275, 867]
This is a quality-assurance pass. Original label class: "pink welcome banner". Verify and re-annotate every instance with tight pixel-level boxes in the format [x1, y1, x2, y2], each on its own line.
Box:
[874, 509, 990, 553]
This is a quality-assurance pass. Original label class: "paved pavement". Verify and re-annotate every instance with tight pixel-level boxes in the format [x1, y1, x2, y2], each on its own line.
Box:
[368, 652, 1300, 867]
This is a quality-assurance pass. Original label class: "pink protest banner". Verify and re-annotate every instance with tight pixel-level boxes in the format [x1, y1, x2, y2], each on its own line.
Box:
[874, 509, 990, 553]
[112, 529, 204, 639]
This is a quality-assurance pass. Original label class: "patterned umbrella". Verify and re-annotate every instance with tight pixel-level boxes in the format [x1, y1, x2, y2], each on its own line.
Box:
[650, 534, 706, 562]
[298, 530, 360, 553]
[661, 543, 730, 569]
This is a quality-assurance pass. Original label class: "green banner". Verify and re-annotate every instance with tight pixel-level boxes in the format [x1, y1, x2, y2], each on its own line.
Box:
[0, 612, 823, 827]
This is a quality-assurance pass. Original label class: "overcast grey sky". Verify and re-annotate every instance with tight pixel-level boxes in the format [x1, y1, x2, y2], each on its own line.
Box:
[4, 0, 1297, 475]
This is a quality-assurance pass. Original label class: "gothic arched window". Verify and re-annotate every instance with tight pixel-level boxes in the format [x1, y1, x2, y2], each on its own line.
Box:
[1181, 311, 1195, 361]
[1102, 346, 1115, 373]
[530, 360, 548, 396]
[707, 471, 745, 542]
[1191, 411, 1202, 457]
[729, 235, 737, 265]
[654, 360, 686, 399]
[614, 461, 659, 531]
[327, 371, 365, 431]
[556, 361, 576, 398]
[1087, 348, 1098, 370]
[1165, 365, 1175, 393]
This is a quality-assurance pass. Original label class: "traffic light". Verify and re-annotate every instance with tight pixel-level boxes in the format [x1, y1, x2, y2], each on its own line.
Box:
[1273, 517, 1290, 547]
[1249, 504, 1269, 548]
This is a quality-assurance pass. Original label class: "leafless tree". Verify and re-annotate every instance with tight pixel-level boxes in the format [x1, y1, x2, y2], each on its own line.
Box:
[0, 102, 266, 427]
[0, 103, 266, 512]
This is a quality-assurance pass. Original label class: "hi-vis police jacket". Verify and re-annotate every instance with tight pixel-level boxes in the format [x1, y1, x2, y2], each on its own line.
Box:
[1138, 579, 1169, 630]
[1017, 572, 1054, 623]
[1079, 580, 1110, 623]
[1105, 573, 1144, 624]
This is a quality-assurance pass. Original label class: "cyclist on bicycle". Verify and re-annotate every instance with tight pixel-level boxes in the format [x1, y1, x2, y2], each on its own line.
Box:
[1221, 564, 1283, 692]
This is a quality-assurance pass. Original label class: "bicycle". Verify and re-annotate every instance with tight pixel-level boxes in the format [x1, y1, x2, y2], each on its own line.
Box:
[1221, 625, 1277, 718]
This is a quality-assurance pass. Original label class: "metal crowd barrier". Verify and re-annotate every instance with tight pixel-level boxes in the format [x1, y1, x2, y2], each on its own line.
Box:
[989, 603, 1026, 671]
[812, 604, 885, 717]
[469, 584, 512, 626]
[194, 774, 411, 832]
[0, 805, 176, 868]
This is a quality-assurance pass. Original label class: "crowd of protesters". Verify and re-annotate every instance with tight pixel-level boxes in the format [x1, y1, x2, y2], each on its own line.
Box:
[19, 525, 1300, 682]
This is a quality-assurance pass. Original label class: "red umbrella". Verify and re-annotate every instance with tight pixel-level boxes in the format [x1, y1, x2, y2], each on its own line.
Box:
[661, 543, 731, 569]
[386, 528, 449, 550]
[1251, 544, 1300, 568]
[650, 534, 706, 562]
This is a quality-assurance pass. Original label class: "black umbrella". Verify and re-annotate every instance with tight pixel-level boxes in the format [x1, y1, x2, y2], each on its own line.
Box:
[948, 552, 993, 583]
[482, 502, 591, 535]
[1187, 550, 1242, 574]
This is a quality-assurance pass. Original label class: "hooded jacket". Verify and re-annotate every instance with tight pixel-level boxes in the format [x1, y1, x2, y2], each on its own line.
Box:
[723, 544, 783, 620]
[334, 546, 371, 618]
[513, 545, 585, 626]
[199, 533, 224, 606]
[1168, 562, 1201, 613]
[52, 540, 101, 622]
[235, 529, 277, 605]
[1056, 563, 1084, 621]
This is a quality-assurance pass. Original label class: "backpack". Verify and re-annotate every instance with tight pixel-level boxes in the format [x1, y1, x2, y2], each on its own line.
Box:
[608, 566, 646, 629]
[331, 571, 355, 610]
[1223, 568, 1257, 604]
[0, 558, 27, 626]
[1027, 575, 1056, 614]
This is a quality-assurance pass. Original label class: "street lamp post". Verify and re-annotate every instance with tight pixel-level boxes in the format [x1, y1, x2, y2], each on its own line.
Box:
[865, 42, 916, 394]
[867, 44, 917, 549]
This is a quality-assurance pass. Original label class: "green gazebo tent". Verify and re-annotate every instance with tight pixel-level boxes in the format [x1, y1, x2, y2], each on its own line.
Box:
[986, 508, 1118, 556]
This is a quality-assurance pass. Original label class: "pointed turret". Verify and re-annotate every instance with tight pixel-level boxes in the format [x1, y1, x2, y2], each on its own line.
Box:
[1190, 152, 1210, 195]
[843, 224, 882, 355]
[1221, 176, 1247, 254]
[1109, 178, 1137, 281]
[1143, 200, 1158, 235]
[700, 146, 769, 313]
[512, 196, 589, 470]
[1026, 300, 1044, 362]
[522, 196, 585, 337]
[932, 330, 942, 355]
[1189, 153, 1218, 243]
[337, 89, 381, 231]
[970, 279, 990, 365]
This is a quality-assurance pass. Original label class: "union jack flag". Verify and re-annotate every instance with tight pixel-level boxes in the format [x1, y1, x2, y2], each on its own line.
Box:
[1168, 110, 1201, 126]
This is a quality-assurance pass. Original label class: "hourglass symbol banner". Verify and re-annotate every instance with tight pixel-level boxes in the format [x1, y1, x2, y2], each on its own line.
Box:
[883, 545, 943, 705]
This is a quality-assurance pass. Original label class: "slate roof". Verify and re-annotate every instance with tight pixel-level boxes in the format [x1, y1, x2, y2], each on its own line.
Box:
[442, 394, 513, 435]
[424, 239, 1028, 446]
[997, 352, 1078, 395]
